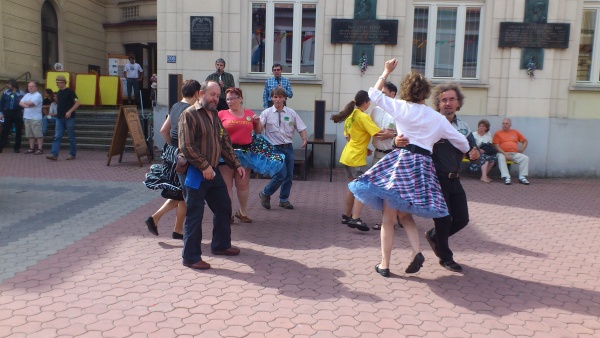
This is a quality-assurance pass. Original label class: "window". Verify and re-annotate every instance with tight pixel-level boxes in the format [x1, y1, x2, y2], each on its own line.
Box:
[122, 6, 140, 18]
[41, 1, 59, 78]
[250, 1, 317, 76]
[577, 6, 600, 83]
[412, 3, 482, 80]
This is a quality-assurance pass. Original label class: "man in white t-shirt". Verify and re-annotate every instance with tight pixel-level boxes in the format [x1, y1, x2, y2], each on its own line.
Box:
[19, 81, 44, 154]
[124, 55, 143, 104]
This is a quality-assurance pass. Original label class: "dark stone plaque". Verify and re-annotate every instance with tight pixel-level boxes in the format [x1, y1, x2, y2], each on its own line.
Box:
[354, 0, 376, 20]
[331, 19, 398, 45]
[190, 16, 213, 50]
[524, 0, 548, 23]
[352, 44, 374, 66]
[499, 22, 570, 48]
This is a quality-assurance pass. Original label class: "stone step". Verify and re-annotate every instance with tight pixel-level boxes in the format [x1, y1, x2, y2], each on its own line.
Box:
[2, 107, 154, 151]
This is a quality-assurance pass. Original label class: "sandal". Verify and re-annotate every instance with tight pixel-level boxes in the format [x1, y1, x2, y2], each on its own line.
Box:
[371, 223, 382, 231]
[34, 149, 43, 155]
[25, 149, 35, 154]
[342, 214, 351, 224]
[235, 210, 253, 223]
[347, 218, 369, 232]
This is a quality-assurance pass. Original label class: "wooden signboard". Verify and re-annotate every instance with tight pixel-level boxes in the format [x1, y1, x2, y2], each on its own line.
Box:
[107, 106, 151, 167]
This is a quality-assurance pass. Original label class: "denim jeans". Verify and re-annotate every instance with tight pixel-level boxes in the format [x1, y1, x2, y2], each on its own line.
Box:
[51, 117, 76, 157]
[263, 144, 294, 202]
[126, 78, 140, 102]
[177, 167, 232, 265]
[42, 118, 56, 135]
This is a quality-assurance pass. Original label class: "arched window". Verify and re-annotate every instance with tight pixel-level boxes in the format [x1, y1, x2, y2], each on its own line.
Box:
[41, 1, 59, 78]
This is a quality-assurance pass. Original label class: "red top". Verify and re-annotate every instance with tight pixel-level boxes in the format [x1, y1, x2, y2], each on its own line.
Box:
[218, 108, 255, 145]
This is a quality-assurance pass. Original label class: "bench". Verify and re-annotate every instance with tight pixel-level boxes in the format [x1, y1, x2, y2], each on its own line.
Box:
[462, 158, 514, 165]
[462, 157, 514, 178]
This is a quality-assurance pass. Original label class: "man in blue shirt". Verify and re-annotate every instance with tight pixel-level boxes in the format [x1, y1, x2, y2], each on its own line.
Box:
[0, 79, 25, 153]
[262, 63, 293, 109]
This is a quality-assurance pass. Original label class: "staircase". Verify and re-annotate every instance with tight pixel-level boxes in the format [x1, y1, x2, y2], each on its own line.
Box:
[3, 107, 154, 152]
[43, 108, 155, 150]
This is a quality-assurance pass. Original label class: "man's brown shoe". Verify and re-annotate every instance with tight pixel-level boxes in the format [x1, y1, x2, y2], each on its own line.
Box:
[46, 155, 58, 161]
[211, 246, 241, 256]
[183, 260, 211, 270]
[66, 155, 76, 160]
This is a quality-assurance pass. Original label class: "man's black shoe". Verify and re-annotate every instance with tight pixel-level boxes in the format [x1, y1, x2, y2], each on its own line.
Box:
[424, 230, 440, 258]
[440, 260, 463, 273]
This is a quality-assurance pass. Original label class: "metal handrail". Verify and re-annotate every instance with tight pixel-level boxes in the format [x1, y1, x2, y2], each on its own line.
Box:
[15, 72, 31, 83]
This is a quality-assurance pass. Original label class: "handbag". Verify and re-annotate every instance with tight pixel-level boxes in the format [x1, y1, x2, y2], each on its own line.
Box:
[175, 155, 189, 174]
[480, 142, 497, 156]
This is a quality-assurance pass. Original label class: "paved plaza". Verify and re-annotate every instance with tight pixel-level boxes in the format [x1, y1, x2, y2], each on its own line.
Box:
[0, 149, 599, 337]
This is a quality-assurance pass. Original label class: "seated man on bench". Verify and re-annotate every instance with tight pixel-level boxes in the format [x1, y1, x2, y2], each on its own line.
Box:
[493, 118, 530, 185]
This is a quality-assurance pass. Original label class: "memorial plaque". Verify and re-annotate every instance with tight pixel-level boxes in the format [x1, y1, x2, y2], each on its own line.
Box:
[190, 16, 213, 50]
[331, 19, 398, 44]
[499, 22, 570, 48]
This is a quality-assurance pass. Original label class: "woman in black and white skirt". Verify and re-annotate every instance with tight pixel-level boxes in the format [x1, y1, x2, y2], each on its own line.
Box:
[144, 80, 201, 239]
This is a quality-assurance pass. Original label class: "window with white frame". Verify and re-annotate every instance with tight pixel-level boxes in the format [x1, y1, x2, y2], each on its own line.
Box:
[250, 1, 317, 76]
[577, 5, 600, 83]
[412, 3, 483, 80]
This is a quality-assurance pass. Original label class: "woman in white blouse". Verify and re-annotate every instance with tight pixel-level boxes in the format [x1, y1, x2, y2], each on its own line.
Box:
[471, 119, 497, 183]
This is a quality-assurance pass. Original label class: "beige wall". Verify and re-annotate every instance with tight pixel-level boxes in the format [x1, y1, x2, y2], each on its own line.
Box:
[155, 0, 596, 120]
[0, 0, 156, 84]
[155, 0, 600, 120]
[153, 0, 600, 177]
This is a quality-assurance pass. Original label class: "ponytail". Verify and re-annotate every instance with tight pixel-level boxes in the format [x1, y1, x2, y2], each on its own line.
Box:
[330, 101, 356, 123]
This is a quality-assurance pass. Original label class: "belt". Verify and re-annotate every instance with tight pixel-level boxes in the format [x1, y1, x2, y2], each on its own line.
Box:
[232, 143, 251, 150]
[375, 148, 392, 154]
[274, 143, 292, 148]
[439, 172, 460, 179]
[401, 144, 431, 156]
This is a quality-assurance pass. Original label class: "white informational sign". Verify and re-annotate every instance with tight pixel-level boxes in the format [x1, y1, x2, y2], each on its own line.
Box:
[108, 54, 130, 99]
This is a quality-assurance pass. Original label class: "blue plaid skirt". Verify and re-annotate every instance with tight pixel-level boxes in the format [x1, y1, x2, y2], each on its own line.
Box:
[348, 148, 448, 218]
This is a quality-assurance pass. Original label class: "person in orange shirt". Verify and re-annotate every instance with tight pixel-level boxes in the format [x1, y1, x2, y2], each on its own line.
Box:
[493, 118, 530, 185]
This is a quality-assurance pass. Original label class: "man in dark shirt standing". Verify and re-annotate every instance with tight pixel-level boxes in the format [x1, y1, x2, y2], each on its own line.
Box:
[177, 81, 245, 270]
[0, 79, 25, 153]
[205, 58, 235, 111]
[395, 83, 479, 273]
[47, 75, 80, 161]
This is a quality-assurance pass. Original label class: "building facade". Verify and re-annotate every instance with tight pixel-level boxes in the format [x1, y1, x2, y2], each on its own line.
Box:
[154, 0, 600, 177]
[0, 0, 157, 101]
[2, 1, 598, 176]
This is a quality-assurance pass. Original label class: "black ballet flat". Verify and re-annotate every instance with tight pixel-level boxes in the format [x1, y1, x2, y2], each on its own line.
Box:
[405, 252, 425, 274]
[375, 264, 390, 277]
[145, 217, 158, 236]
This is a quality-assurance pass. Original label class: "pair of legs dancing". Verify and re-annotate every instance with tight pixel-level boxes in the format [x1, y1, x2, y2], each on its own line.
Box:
[220, 165, 253, 223]
[375, 203, 424, 277]
[343, 166, 370, 231]
[146, 199, 185, 239]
